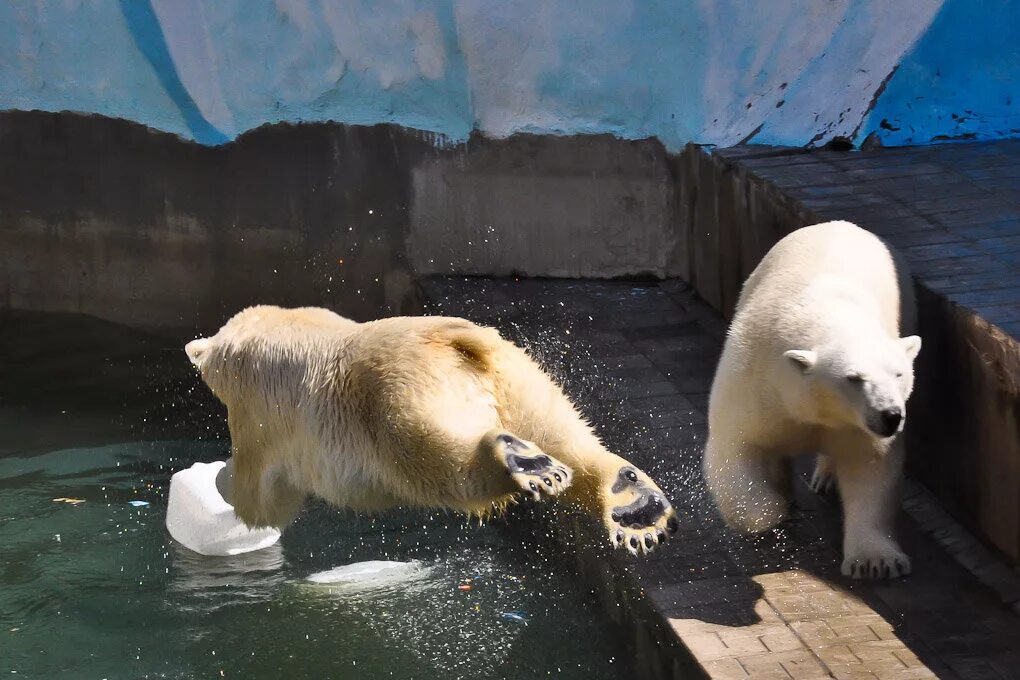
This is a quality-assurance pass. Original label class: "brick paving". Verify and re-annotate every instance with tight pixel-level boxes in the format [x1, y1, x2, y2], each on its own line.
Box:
[718, 139, 1020, 340]
[422, 276, 1020, 680]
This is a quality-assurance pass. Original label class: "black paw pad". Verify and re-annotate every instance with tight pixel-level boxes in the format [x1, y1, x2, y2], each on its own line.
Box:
[611, 466, 641, 493]
[506, 450, 554, 475]
[611, 491, 672, 529]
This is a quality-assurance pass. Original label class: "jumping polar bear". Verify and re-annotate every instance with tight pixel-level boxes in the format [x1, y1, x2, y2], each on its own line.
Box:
[703, 221, 921, 579]
[185, 306, 678, 555]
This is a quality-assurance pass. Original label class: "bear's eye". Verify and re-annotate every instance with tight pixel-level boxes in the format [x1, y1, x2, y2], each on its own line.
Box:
[846, 374, 864, 384]
[895, 371, 903, 378]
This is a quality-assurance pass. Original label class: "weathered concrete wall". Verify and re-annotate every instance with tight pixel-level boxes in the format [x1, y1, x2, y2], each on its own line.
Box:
[909, 288, 1020, 560]
[0, 112, 432, 331]
[676, 145, 815, 318]
[409, 135, 684, 278]
[0, 111, 685, 329]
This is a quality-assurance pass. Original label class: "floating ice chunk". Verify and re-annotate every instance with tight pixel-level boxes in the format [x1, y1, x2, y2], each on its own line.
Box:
[128, 500, 150, 507]
[305, 560, 428, 589]
[165, 460, 280, 556]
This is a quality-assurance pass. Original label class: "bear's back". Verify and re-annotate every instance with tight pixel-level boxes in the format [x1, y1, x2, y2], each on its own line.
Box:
[734, 221, 903, 336]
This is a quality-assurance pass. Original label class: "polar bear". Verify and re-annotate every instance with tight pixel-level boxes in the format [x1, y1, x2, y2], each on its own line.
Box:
[185, 306, 678, 555]
[703, 221, 921, 579]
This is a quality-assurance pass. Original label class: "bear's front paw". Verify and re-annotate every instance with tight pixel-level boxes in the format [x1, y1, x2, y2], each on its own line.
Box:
[841, 538, 911, 579]
[605, 466, 678, 556]
[498, 434, 573, 501]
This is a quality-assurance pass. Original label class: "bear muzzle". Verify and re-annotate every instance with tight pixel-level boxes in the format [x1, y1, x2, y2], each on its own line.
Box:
[185, 338, 213, 369]
[867, 407, 903, 438]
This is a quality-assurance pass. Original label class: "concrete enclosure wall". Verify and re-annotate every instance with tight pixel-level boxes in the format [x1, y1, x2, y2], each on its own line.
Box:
[0, 112, 686, 330]
[3, 0, 1017, 150]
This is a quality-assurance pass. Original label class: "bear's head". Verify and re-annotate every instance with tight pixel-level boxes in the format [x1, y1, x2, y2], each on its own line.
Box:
[784, 334, 921, 439]
[185, 335, 225, 397]
[185, 336, 214, 370]
[184, 308, 260, 402]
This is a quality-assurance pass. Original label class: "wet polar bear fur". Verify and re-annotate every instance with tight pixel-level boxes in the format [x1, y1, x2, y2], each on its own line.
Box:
[186, 306, 678, 555]
[703, 221, 921, 579]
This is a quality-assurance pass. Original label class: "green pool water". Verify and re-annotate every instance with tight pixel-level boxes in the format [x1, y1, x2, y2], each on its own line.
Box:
[0, 440, 633, 679]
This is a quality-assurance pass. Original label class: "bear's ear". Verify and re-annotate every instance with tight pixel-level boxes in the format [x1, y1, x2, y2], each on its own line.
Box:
[784, 349, 817, 374]
[185, 337, 214, 369]
[900, 335, 922, 361]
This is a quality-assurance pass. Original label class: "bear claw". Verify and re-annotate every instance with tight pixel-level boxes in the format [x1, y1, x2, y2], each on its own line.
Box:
[841, 541, 911, 580]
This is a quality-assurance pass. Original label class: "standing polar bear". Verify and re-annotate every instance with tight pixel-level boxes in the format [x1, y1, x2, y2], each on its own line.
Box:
[185, 306, 678, 555]
[703, 221, 921, 579]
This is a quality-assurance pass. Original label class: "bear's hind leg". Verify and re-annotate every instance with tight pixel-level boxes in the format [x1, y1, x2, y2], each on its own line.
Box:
[486, 431, 574, 500]
[703, 436, 787, 533]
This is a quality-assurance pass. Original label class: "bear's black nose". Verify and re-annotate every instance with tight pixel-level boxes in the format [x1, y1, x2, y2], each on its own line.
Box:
[880, 408, 902, 436]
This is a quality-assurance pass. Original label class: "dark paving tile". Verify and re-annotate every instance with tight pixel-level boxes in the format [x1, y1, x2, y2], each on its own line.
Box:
[847, 163, 949, 180]
[932, 207, 1020, 226]
[949, 219, 1020, 239]
[618, 320, 707, 342]
[998, 321, 1020, 338]
[818, 204, 925, 223]
[926, 272, 1020, 295]
[755, 169, 852, 189]
[865, 216, 946, 236]
[960, 164, 1020, 180]
[869, 174, 984, 191]
[903, 242, 985, 262]
[949, 286, 1020, 308]
[908, 195, 1011, 215]
[739, 153, 834, 169]
[884, 229, 964, 249]
[976, 235, 1020, 253]
[911, 254, 1013, 278]
[591, 310, 698, 330]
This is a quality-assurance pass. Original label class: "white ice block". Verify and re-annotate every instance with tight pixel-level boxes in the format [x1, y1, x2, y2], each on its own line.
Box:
[165, 460, 281, 556]
[305, 561, 428, 589]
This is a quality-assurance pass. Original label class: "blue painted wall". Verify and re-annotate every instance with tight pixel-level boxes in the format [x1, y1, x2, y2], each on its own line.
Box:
[0, 0, 1016, 150]
[863, 0, 1020, 145]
